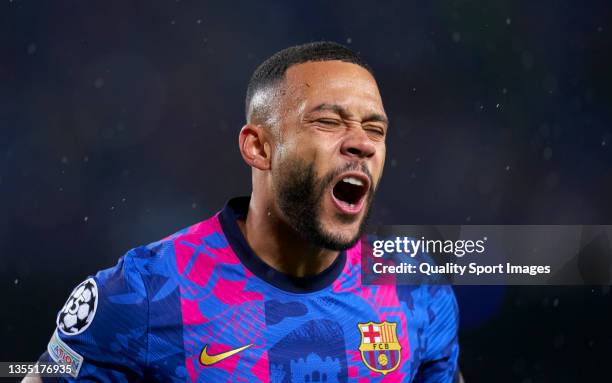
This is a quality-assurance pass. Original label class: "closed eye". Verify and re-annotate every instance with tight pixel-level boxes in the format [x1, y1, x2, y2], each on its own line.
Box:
[365, 126, 386, 137]
[316, 118, 342, 126]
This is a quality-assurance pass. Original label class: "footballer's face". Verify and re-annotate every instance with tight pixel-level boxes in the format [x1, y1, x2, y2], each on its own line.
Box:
[271, 60, 387, 250]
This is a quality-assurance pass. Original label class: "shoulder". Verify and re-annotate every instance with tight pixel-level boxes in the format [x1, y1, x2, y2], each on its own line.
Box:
[55, 213, 222, 336]
[45, 214, 224, 379]
[120, 212, 225, 280]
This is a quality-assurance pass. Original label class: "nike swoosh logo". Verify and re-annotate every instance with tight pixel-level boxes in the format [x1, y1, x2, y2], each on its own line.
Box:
[199, 343, 252, 366]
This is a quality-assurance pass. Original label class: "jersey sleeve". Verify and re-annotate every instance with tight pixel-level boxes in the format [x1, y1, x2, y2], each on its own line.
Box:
[38, 248, 150, 382]
[413, 285, 460, 383]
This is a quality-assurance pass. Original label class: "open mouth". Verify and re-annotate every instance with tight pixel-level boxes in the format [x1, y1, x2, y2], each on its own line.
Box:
[331, 172, 370, 214]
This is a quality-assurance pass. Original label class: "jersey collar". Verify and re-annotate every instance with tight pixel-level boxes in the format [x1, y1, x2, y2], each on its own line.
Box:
[218, 196, 347, 294]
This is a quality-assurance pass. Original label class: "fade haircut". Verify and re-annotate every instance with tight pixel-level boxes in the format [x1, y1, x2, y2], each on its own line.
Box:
[245, 41, 374, 126]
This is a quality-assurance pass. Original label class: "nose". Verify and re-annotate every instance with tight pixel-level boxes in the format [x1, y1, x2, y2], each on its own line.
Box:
[340, 126, 377, 159]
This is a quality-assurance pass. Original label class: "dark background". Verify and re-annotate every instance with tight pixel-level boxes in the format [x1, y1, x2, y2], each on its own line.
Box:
[2, 1, 612, 382]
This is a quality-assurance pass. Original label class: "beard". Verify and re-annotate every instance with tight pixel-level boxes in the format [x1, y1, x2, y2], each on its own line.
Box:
[273, 156, 375, 250]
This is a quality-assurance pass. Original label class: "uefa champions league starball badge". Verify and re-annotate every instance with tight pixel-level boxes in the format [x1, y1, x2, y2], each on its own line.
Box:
[57, 278, 98, 336]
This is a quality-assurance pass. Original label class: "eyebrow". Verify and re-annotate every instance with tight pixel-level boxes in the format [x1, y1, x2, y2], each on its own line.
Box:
[308, 103, 389, 125]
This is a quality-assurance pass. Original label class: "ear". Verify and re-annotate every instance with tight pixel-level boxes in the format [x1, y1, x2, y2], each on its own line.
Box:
[239, 123, 272, 171]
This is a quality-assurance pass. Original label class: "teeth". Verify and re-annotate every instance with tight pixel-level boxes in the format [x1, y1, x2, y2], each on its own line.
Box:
[342, 177, 363, 186]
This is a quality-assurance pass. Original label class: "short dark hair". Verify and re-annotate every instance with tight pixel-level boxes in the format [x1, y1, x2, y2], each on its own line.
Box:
[245, 41, 374, 122]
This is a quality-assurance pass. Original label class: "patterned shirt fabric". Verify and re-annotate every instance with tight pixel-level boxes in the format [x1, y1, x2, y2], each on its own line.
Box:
[40, 196, 459, 382]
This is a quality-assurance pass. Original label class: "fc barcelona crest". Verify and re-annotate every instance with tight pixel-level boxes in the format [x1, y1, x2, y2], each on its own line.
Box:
[357, 321, 401, 375]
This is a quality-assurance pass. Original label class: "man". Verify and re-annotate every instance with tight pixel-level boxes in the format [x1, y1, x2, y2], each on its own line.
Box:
[29, 41, 460, 382]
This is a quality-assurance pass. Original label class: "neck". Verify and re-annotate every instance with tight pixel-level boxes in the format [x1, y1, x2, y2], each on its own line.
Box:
[237, 193, 339, 278]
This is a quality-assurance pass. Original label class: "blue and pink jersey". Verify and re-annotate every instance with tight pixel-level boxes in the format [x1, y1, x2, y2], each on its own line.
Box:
[40, 196, 459, 382]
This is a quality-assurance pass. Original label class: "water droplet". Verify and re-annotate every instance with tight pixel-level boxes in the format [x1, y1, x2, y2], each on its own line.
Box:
[94, 78, 105, 89]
